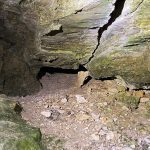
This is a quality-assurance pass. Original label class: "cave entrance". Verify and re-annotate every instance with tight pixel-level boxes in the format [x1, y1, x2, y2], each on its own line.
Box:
[36, 66, 88, 95]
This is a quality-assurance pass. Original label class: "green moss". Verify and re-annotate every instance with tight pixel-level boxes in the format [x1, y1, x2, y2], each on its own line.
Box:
[144, 104, 150, 118]
[16, 139, 41, 150]
[2, 139, 42, 150]
[88, 48, 150, 87]
[0, 98, 43, 150]
[116, 92, 140, 111]
[42, 135, 65, 150]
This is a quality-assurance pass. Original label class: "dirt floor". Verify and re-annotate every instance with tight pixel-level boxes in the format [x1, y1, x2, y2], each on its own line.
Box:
[14, 73, 150, 150]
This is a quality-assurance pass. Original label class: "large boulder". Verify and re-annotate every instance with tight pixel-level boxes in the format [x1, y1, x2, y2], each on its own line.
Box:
[87, 0, 150, 89]
[0, 95, 43, 150]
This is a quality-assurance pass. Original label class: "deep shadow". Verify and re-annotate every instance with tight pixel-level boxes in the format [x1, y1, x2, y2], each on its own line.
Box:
[37, 65, 87, 80]
[44, 26, 63, 36]
[99, 77, 117, 81]
[97, 0, 126, 43]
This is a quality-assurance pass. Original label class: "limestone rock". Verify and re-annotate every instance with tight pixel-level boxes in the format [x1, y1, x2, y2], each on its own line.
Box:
[0, 0, 115, 96]
[87, 0, 150, 89]
[0, 0, 149, 96]
[0, 96, 43, 150]
[77, 71, 89, 87]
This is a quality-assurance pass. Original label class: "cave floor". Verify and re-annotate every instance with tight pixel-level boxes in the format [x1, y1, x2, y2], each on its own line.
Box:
[15, 73, 150, 150]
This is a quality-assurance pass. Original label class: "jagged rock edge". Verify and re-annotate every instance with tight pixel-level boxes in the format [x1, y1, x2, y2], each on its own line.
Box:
[84, 0, 126, 65]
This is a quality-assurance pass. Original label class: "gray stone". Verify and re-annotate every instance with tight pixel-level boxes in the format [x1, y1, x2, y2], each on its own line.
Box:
[0, 96, 43, 150]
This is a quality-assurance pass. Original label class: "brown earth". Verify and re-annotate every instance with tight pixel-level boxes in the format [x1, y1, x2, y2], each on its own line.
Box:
[13, 73, 150, 150]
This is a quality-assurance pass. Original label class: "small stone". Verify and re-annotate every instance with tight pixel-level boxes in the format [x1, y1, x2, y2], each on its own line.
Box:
[75, 95, 87, 104]
[113, 118, 118, 122]
[91, 113, 100, 121]
[103, 102, 108, 106]
[61, 98, 68, 103]
[99, 130, 107, 136]
[49, 109, 61, 121]
[91, 134, 100, 141]
[143, 136, 150, 145]
[76, 114, 91, 121]
[100, 117, 108, 124]
[77, 71, 89, 87]
[130, 145, 135, 149]
[106, 131, 115, 141]
[140, 97, 150, 103]
[44, 104, 49, 108]
[101, 126, 108, 131]
[41, 111, 52, 118]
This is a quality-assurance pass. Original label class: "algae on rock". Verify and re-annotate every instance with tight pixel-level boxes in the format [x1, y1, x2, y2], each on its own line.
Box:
[0, 96, 43, 150]
[87, 0, 150, 89]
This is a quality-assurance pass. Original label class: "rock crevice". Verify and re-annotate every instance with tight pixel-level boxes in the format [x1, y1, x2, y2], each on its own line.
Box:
[85, 0, 126, 64]
[0, 0, 149, 96]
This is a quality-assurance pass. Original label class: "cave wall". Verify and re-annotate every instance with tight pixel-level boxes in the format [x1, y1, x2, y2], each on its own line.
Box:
[0, 0, 149, 96]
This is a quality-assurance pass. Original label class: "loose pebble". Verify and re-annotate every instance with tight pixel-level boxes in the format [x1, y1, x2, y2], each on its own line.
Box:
[77, 71, 89, 87]
[91, 134, 100, 141]
[75, 95, 87, 104]
[106, 131, 115, 141]
[61, 98, 68, 103]
[41, 111, 52, 118]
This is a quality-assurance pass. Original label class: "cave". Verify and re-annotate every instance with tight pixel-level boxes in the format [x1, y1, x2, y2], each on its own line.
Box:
[0, 0, 149, 149]
[0, 0, 150, 96]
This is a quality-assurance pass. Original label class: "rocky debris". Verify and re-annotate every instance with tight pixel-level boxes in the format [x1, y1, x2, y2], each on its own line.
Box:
[140, 97, 150, 103]
[76, 112, 91, 121]
[41, 110, 52, 118]
[61, 98, 68, 103]
[61, 95, 69, 103]
[141, 136, 150, 150]
[49, 109, 61, 121]
[18, 76, 150, 150]
[75, 94, 87, 104]
[41, 108, 61, 120]
[133, 91, 145, 98]
[91, 133, 100, 141]
[77, 71, 90, 87]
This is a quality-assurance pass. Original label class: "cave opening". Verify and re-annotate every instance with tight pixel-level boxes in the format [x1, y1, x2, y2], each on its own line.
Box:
[36, 65, 89, 91]
[37, 65, 87, 80]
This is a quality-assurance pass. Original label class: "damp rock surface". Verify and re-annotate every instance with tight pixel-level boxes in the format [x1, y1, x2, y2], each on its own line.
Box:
[0, 0, 149, 96]
[0, 95, 43, 150]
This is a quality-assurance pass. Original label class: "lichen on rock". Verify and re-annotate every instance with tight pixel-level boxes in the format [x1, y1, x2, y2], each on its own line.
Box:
[87, 0, 150, 89]
[0, 95, 43, 150]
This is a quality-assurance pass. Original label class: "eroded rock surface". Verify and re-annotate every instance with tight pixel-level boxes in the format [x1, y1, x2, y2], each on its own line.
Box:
[0, 0, 149, 96]
[0, 95, 43, 150]
[87, 0, 150, 88]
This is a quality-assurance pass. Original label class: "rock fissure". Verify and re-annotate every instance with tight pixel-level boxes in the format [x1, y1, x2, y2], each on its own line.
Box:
[84, 0, 126, 65]
[127, 0, 144, 15]
[44, 26, 63, 37]
[74, 8, 83, 14]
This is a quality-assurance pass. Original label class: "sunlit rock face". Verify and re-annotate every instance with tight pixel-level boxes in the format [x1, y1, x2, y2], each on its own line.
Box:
[0, 0, 149, 96]
[87, 0, 150, 89]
